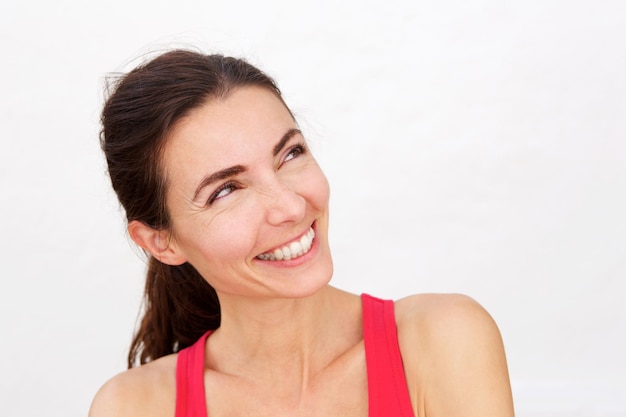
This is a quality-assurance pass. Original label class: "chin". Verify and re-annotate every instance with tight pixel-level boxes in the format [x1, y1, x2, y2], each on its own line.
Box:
[277, 254, 334, 299]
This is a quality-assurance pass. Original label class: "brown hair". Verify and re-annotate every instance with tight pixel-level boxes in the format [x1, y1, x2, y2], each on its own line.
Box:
[100, 49, 286, 367]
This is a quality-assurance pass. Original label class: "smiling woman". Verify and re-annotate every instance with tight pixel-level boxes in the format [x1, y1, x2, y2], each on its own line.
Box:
[89, 49, 514, 417]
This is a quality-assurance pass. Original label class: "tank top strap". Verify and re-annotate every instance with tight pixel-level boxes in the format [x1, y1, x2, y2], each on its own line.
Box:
[361, 293, 414, 417]
[175, 331, 212, 417]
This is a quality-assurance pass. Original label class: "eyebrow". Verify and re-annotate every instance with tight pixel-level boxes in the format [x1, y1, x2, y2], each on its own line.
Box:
[192, 128, 302, 201]
[273, 128, 301, 156]
[193, 165, 246, 201]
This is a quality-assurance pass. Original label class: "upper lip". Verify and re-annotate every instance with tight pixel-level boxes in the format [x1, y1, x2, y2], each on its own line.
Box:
[258, 222, 315, 256]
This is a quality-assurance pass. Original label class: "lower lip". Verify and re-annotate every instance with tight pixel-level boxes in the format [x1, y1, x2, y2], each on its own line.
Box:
[254, 223, 320, 268]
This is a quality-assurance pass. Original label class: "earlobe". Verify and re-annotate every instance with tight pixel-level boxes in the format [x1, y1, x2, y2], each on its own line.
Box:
[127, 220, 187, 266]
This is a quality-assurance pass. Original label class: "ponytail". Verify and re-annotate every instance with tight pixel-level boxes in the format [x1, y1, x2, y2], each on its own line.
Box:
[128, 257, 220, 368]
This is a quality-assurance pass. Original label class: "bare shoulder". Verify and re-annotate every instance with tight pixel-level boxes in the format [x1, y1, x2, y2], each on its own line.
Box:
[395, 293, 497, 336]
[394, 293, 503, 371]
[88, 354, 177, 417]
[395, 294, 514, 417]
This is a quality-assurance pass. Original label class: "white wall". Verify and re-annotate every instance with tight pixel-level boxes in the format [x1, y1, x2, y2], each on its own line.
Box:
[1, 1, 624, 416]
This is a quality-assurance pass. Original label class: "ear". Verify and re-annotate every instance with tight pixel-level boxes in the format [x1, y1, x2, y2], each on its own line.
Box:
[128, 220, 188, 266]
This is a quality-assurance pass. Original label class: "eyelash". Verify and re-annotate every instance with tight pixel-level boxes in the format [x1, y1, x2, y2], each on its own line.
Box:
[283, 143, 307, 164]
[207, 181, 239, 205]
[206, 142, 308, 206]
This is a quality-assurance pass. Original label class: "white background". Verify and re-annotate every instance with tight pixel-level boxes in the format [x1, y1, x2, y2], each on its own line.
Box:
[1, 1, 625, 416]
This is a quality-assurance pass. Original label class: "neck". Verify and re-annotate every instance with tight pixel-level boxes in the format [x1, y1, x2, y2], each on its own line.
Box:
[206, 286, 361, 386]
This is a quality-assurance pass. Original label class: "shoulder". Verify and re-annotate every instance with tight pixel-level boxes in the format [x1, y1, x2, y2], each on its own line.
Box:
[88, 354, 178, 417]
[394, 294, 502, 368]
[395, 293, 496, 337]
[394, 294, 514, 417]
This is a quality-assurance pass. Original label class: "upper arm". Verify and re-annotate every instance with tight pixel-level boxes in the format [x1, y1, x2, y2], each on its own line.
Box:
[396, 294, 515, 417]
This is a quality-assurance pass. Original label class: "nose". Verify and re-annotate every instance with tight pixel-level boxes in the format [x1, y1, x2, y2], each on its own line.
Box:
[263, 180, 306, 226]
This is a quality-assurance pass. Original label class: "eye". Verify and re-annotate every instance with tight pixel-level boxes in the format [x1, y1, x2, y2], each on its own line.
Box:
[207, 182, 239, 205]
[282, 143, 307, 164]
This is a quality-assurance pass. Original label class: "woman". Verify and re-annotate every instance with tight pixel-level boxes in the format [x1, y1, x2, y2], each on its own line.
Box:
[89, 49, 514, 417]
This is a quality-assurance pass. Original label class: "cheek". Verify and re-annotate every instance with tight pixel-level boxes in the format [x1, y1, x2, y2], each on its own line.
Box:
[174, 205, 262, 265]
[212, 205, 264, 256]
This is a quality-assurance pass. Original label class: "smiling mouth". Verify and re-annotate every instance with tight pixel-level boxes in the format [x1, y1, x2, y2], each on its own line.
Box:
[256, 226, 315, 261]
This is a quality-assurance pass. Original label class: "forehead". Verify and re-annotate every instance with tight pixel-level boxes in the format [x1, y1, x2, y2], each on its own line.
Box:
[163, 86, 296, 180]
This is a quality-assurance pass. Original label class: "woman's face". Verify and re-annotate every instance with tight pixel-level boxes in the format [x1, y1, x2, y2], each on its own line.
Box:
[161, 86, 332, 300]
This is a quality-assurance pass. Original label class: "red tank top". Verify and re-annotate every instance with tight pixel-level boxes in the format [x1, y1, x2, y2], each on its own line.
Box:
[175, 294, 414, 417]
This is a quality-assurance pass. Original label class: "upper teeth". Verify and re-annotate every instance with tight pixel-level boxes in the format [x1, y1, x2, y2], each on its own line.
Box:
[257, 227, 315, 261]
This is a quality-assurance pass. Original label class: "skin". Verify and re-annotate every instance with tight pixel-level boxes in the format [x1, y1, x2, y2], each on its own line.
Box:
[89, 87, 514, 417]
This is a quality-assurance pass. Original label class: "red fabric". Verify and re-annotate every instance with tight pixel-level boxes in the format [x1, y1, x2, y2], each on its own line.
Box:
[361, 293, 415, 417]
[175, 331, 211, 417]
[175, 294, 414, 417]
